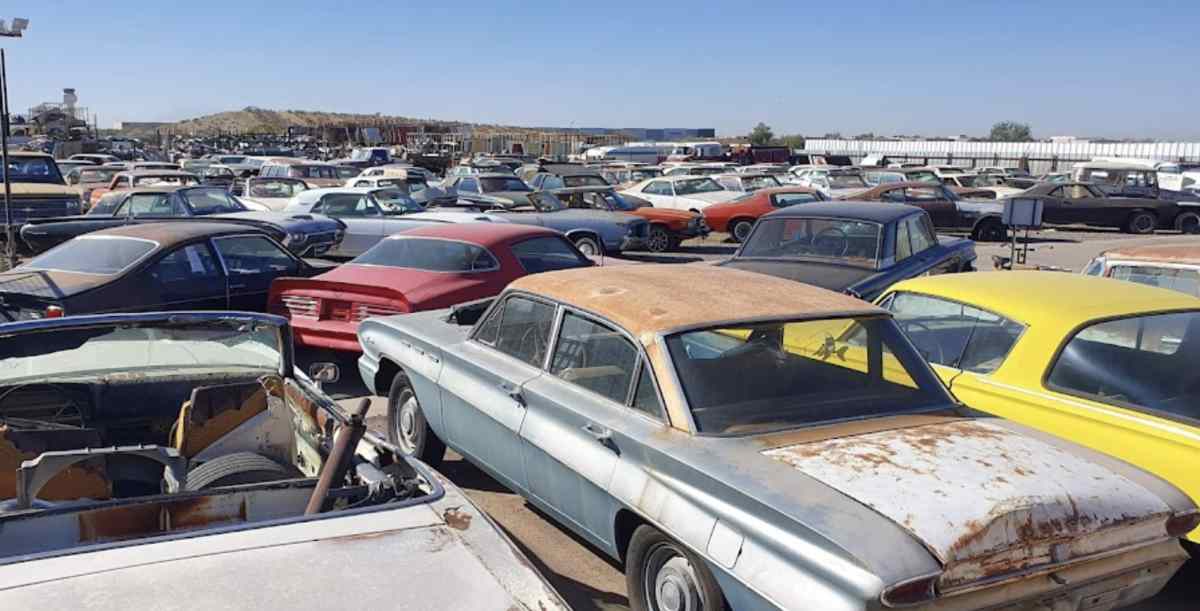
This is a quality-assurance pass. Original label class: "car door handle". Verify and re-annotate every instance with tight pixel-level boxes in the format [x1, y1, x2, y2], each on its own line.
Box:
[229, 283, 247, 290]
[582, 422, 612, 444]
[498, 382, 525, 407]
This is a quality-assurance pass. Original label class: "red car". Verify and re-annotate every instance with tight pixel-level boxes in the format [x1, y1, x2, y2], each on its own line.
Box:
[702, 186, 826, 242]
[269, 223, 594, 351]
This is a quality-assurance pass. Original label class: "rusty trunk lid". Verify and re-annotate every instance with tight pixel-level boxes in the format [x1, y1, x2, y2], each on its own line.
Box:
[761, 419, 1172, 588]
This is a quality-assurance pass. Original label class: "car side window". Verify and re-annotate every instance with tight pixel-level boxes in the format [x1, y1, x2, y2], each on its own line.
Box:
[550, 311, 639, 404]
[511, 236, 592, 274]
[541, 175, 565, 190]
[882, 188, 906, 203]
[643, 181, 671, 195]
[212, 235, 299, 275]
[1111, 265, 1200, 296]
[895, 220, 913, 261]
[475, 296, 557, 367]
[631, 359, 664, 418]
[458, 178, 479, 193]
[886, 292, 1025, 373]
[149, 243, 220, 286]
[772, 193, 818, 208]
[906, 215, 936, 253]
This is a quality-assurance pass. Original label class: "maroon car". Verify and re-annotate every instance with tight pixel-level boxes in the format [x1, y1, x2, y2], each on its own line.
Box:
[269, 223, 594, 351]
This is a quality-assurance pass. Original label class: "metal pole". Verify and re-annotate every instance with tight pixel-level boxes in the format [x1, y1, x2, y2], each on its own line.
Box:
[1, 49, 13, 270]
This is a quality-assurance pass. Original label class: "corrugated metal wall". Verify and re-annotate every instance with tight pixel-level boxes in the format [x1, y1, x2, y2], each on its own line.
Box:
[805, 140, 1200, 174]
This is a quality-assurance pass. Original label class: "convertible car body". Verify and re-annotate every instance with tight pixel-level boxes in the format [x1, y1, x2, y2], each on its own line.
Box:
[357, 265, 1195, 610]
[0, 312, 567, 610]
[877, 271, 1200, 544]
[270, 224, 594, 352]
[719, 202, 976, 301]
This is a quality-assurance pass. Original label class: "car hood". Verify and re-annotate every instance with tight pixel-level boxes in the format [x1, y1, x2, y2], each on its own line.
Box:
[719, 258, 877, 291]
[762, 419, 1173, 588]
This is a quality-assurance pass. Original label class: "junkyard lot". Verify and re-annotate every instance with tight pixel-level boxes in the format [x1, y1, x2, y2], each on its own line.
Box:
[308, 226, 1200, 611]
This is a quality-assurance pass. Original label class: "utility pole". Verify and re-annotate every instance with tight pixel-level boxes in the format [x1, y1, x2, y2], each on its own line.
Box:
[0, 18, 28, 270]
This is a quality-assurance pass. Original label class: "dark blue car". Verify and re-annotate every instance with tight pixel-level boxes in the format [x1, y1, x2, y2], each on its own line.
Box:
[718, 201, 976, 300]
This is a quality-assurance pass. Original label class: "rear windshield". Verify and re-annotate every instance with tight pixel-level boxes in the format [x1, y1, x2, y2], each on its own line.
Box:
[666, 318, 949, 434]
[249, 179, 307, 198]
[674, 178, 723, 195]
[181, 189, 245, 213]
[290, 165, 337, 179]
[79, 168, 121, 183]
[6, 157, 64, 184]
[563, 175, 609, 188]
[132, 175, 199, 187]
[1047, 311, 1200, 422]
[354, 238, 499, 272]
[480, 177, 532, 192]
[829, 174, 867, 189]
[24, 237, 157, 275]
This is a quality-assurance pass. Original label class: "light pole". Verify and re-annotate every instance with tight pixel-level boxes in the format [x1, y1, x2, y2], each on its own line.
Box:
[0, 18, 28, 270]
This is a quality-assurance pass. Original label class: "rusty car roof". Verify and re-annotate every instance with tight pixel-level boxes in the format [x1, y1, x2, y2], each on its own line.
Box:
[507, 264, 883, 338]
[1100, 243, 1200, 265]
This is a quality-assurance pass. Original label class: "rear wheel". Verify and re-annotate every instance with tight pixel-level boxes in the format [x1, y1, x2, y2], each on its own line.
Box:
[387, 370, 445, 468]
[626, 525, 725, 611]
[971, 218, 1007, 242]
[730, 219, 755, 243]
[646, 225, 672, 253]
[1124, 211, 1157, 235]
[573, 235, 603, 257]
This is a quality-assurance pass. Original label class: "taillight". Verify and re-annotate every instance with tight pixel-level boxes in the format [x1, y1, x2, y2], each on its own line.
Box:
[353, 303, 405, 321]
[1166, 511, 1200, 537]
[44, 305, 65, 318]
[279, 295, 319, 318]
[881, 574, 939, 608]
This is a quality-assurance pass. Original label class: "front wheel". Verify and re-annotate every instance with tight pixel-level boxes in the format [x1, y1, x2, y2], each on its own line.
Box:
[971, 218, 1007, 242]
[646, 225, 672, 253]
[573, 235, 603, 257]
[626, 525, 725, 611]
[387, 370, 445, 468]
[1124, 211, 1157, 235]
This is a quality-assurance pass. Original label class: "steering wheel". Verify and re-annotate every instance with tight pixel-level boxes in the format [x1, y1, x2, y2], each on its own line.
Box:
[900, 320, 946, 365]
[812, 227, 849, 257]
[517, 326, 548, 364]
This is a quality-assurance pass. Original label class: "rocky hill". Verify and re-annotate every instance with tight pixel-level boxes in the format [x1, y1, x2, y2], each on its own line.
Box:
[165, 107, 464, 134]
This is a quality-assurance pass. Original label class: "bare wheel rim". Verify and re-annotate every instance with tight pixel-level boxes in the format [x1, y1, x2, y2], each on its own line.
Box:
[395, 390, 420, 454]
[1133, 214, 1154, 233]
[643, 543, 703, 611]
[648, 227, 670, 252]
[733, 221, 753, 242]
[576, 239, 599, 255]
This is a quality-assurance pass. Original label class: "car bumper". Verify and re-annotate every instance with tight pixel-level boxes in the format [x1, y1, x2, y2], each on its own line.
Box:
[358, 351, 381, 395]
[289, 316, 364, 352]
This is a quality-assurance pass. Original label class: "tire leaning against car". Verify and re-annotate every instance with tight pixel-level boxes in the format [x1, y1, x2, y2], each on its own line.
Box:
[626, 524, 725, 611]
[387, 370, 446, 468]
[1124, 210, 1157, 235]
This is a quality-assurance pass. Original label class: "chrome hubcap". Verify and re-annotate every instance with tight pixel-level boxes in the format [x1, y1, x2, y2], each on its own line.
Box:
[396, 394, 420, 453]
[733, 222, 752, 242]
[577, 240, 597, 255]
[647, 548, 701, 611]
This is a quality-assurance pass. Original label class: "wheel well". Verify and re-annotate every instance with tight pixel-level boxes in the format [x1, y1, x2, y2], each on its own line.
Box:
[374, 357, 402, 397]
[566, 230, 601, 243]
[688, 208, 702, 215]
[971, 215, 1003, 233]
[614, 508, 648, 566]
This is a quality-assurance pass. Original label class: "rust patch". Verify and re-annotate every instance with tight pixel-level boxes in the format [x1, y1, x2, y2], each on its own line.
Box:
[77, 494, 249, 543]
[443, 506, 473, 531]
[752, 412, 963, 449]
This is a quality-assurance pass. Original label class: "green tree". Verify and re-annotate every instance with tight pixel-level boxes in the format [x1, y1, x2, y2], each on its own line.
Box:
[749, 122, 775, 146]
[989, 121, 1033, 142]
[778, 134, 806, 149]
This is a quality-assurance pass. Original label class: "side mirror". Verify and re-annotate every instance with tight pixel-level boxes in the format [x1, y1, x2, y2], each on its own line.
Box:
[308, 362, 340, 387]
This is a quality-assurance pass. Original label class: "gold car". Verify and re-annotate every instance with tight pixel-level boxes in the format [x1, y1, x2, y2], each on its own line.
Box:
[877, 271, 1200, 543]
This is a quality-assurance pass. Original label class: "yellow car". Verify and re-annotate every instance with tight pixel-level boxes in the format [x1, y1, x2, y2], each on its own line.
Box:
[876, 271, 1200, 543]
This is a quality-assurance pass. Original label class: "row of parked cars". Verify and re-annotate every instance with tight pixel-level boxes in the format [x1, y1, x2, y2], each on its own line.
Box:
[2, 150, 1199, 609]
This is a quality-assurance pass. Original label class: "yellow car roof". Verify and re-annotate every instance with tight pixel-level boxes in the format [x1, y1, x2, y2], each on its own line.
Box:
[888, 271, 1200, 328]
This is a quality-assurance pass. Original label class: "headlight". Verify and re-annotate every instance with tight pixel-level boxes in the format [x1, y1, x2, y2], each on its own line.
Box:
[288, 233, 306, 243]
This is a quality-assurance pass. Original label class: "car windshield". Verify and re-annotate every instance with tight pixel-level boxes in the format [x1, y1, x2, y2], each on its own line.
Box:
[78, 168, 120, 183]
[674, 178, 723, 195]
[22, 237, 157, 275]
[829, 174, 867, 189]
[6, 157, 65, 184]
[665, 317, 950, 434]
[132, 175, 199, 187]
[563, 175, 609, 188]
[743, 175, 781, 191]
[181, 188, 246, 213]
[480, 177, 532, 192]
[292, 165, 336, 179]
[528, 192, 568, 212]
[0, 318, 281, 385]
[739, 217, 882, 266]
[354, 237, 498, 272]
[335, 166, 360, 179]
[906, 170, 941, 183]
[631, 169, 662, 181]
[249, 179, 307, 198]
[203, 167, 235, 178]
[371, 189, 423, 214]
[1047, 311, 1200, 422]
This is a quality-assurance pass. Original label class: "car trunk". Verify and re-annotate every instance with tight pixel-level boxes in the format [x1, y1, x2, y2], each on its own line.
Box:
[761, 419, 1177, 591]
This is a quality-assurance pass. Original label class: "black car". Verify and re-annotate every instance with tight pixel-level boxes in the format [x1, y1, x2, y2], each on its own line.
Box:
[20, 186, 345, 256]
[718, 202, 976, 300]
[0, 222, 326, 321]
[1018, 182, 1184, 234]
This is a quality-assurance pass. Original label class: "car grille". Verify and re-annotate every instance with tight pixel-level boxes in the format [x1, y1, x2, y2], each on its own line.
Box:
[0, 197, 81, 224]
[280, 295, 319, 318]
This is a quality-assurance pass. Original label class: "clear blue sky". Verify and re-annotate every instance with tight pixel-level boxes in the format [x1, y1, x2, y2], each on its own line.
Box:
[1, 1, 1196, 139]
